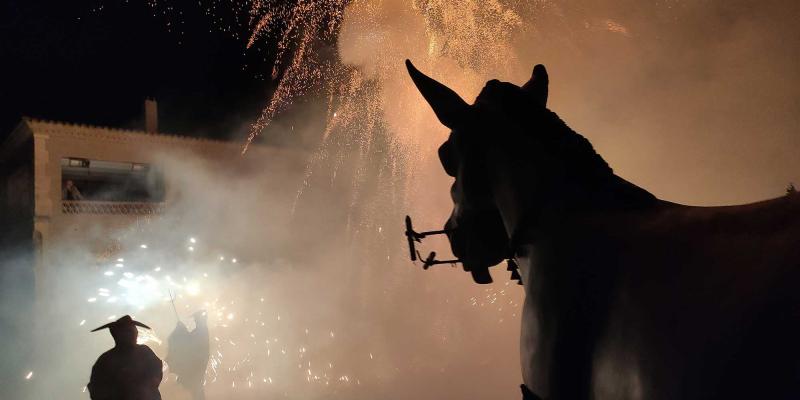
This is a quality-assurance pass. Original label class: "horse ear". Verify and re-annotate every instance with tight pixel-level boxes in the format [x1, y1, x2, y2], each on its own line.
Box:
[405, 59, 471, 129]
[522, 64, 548, 107]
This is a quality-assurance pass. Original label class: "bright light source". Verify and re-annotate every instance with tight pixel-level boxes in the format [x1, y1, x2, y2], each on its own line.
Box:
[140, 244, 148, 249]
[186, 282, 200, 296]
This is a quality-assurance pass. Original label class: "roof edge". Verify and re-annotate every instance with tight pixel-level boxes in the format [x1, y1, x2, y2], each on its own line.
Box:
[0, 119, 35, 162]
[23, 117, 238, 146]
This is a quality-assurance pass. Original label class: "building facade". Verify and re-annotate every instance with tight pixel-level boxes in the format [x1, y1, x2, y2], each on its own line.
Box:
[0, 117, 294, 299]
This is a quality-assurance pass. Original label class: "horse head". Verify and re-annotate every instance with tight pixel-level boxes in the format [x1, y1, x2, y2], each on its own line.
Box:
[405, 60, 632, 283]
[405, 60, 557, 282]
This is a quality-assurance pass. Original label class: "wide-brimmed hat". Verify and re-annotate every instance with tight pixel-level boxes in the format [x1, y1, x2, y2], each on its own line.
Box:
[90, 315, 151, 332]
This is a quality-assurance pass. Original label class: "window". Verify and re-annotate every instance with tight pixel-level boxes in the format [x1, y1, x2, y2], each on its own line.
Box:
[60, 158, 165, 202]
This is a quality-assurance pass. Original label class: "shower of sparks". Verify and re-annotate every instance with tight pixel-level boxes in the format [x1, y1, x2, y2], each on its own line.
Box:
[241, 0, 346, 153]
[79, 236, 367, 395]
[232, 0, 536, 228]
[239, 0, 525, 149]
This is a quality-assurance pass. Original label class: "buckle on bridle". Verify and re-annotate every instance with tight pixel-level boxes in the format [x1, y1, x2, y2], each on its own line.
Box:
[404, 215, 460, 270]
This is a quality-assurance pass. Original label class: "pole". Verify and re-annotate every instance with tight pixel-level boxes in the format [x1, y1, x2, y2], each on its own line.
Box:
[169, 290, 180, 323]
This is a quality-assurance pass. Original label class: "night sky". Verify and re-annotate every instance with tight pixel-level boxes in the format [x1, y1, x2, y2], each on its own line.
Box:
[1, 0, 290, 140]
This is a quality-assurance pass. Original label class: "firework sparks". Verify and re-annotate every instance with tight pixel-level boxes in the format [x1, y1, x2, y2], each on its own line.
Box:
[80, 235, 364, 395]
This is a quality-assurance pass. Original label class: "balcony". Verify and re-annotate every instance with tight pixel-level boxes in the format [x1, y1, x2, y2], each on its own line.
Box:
[62, 200, 165, 215]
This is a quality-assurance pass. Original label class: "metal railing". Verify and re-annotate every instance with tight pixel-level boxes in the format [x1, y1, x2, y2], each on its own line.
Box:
[62, 200, 165, 215]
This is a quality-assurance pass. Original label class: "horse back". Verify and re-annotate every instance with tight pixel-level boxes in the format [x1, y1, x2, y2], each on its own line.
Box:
[588, 193, 800, 399]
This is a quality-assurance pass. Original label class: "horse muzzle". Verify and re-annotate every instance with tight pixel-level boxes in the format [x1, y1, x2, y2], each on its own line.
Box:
[445, 206, 509, 283]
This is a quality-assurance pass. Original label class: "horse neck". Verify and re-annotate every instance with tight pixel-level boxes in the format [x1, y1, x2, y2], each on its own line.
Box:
[489, 161, 657, 245]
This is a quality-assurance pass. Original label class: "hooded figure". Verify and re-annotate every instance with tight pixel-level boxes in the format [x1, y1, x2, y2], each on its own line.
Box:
[166, 311, 210, 400]
[88, 315, 163, 400]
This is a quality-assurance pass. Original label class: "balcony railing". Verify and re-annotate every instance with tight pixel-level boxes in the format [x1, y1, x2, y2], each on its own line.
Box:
[62, 200, 165, 215]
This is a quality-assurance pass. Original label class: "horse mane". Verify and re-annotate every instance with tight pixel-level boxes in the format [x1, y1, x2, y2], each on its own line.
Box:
[537, 108, 613, 180]
[479, 80, 613, 180]
[478, 80, 655, 208]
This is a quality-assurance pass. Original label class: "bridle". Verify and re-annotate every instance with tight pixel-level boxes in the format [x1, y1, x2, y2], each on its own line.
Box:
[403, 214, 523, 285]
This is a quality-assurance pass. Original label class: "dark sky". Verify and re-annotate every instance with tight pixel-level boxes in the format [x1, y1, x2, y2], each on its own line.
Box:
[0, 0, 283, 140]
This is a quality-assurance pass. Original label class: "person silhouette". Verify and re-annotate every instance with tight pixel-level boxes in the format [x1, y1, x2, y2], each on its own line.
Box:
[166, 310, 210, 400]
[62, 179, 84, 200]
[87, 315, 163, 400]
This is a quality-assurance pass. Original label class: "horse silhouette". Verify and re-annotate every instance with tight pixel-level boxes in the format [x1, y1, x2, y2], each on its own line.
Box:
[406, 60, 800, 399]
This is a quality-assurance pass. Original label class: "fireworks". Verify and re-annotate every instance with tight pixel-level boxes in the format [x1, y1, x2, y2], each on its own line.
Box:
[83, 0, 634, 235]
[118, 0, 537, 212]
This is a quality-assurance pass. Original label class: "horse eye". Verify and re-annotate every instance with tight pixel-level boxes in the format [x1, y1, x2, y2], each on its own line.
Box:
[438, 141, 459, 177]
